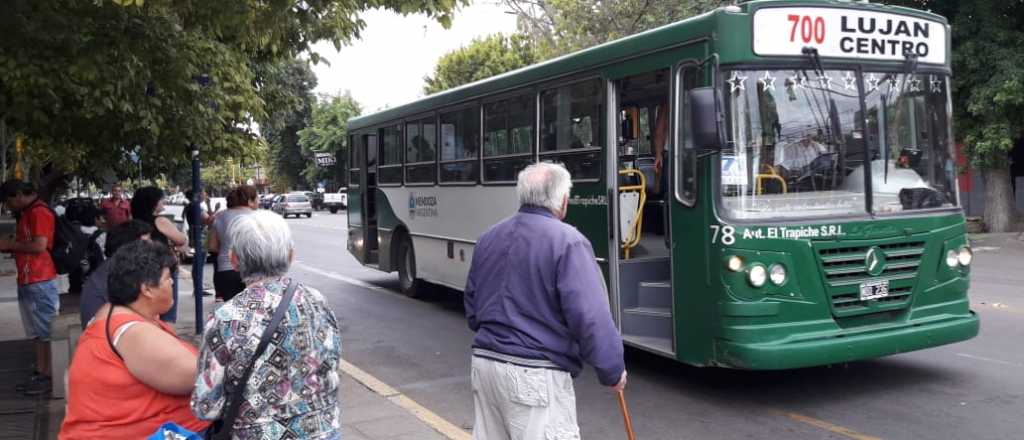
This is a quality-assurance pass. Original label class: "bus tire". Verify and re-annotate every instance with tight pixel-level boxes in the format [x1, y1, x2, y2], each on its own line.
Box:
[329, 207, 338, 214]
[397, 236, 421, 298]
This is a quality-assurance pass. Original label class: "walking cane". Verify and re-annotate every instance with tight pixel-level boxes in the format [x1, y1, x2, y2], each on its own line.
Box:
[616, 389, 637, 440]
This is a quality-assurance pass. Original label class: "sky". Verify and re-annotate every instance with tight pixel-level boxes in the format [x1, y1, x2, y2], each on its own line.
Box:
[310, 2, 519, 114]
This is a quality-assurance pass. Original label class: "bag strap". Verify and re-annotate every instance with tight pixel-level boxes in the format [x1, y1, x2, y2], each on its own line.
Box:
[218, 279, 298, 437]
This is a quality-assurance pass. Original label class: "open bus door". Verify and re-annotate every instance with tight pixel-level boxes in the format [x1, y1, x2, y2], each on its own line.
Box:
[362, 134, 379, 265]
[603, 46, 707, 358]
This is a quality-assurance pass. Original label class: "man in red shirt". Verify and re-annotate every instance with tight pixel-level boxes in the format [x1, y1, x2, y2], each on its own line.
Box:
[99, 183, 132, 228]
[0, 180, 59, 396]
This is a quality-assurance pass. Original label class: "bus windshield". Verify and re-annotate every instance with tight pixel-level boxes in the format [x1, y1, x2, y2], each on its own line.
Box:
[721, 69, 957, 220]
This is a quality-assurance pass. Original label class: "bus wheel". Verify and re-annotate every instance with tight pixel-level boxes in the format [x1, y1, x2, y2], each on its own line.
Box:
[329, 207, 338, 214]
[398, 236, 421, 298]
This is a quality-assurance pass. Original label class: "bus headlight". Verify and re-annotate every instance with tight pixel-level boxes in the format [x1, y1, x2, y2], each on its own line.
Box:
[748, 264, 767, 288]
[726, 255, 743, 272]
[957, 246, 973, 266]
[769, 264, 787, 286]
[945, 249, 959, 268]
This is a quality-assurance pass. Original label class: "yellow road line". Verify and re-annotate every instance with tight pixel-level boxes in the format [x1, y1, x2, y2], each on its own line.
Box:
[339, 359, 471, 440]
[780, 411, 883, 440]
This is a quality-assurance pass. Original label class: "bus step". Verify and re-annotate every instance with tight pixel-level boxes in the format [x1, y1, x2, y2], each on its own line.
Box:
[622, 307, 672, 343]
[637, 281, 672, 309]
[623, 306, 671, 318]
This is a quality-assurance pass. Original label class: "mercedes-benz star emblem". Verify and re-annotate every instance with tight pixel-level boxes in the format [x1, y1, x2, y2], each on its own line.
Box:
[865, 246, 887, 277]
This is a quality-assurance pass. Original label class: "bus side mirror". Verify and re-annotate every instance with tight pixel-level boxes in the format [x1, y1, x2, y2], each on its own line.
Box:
[688, 87, 724, 151]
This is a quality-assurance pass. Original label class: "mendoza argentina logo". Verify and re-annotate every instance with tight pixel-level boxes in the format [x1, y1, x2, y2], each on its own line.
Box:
[408, 192, 438, 219]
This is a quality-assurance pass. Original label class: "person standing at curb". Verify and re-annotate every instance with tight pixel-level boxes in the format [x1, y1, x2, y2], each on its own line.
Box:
[464, 162, 627, 439]
[206, 185, 257, 302]
[99, 183, 132, 228]
[191, 210, 341, 439]
[131, 186, 187, 323]
[0, 180, 60, 396]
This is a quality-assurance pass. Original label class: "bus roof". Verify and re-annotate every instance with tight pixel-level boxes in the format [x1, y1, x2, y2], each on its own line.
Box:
[347, 0, 946, 131]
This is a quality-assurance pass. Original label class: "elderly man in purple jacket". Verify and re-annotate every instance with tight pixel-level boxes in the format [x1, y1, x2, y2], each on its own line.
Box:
[465, 162, 627, 439]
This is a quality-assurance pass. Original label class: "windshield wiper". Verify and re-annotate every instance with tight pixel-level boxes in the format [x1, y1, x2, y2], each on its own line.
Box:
[801, 47, 845, 187]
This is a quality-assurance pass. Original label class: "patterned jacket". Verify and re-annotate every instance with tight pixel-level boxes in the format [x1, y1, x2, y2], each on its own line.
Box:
[192, 277, 341, 439]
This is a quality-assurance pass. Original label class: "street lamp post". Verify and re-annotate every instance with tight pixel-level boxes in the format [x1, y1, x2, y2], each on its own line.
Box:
[190, 143, 204, 335]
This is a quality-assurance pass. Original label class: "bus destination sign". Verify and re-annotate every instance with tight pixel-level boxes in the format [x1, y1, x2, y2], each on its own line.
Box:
[753, 7, 947, 65]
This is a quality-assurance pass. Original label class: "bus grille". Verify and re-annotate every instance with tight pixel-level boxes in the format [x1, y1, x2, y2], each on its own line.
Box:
[815, 241, 925, 318]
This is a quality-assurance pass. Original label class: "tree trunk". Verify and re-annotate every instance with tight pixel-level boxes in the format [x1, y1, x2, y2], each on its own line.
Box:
[982, 165, 1018, 232]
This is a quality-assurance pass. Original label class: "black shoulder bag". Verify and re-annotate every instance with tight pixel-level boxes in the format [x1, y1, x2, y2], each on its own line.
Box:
[207, 280, 298, 440]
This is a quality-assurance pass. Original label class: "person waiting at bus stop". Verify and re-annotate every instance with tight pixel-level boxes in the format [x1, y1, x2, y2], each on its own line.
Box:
[464, 162, 627, 439]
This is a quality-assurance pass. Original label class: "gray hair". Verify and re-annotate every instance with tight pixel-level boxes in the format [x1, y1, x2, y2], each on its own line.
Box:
[516, 162, 573, 213]
[228, 210, 294, 284]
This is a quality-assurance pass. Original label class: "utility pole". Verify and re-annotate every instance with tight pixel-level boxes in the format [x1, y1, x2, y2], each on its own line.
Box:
[190, 143, 204, 334]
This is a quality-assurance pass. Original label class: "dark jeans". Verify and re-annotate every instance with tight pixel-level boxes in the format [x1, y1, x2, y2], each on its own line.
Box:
[213, 270, 245, 302]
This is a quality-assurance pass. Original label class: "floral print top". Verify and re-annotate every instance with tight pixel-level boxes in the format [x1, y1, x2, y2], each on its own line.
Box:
[191, 277, 341, 439]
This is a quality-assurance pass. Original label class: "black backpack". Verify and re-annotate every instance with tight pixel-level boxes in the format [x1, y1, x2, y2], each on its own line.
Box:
[50, 211, 90, 275]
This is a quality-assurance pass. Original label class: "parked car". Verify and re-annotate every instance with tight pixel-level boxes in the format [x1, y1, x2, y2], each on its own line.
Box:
[272, 193, 313, 218]
[259, 193, 277, 209]
[323, 190, 348, 214]
[305, 191, 324, 211]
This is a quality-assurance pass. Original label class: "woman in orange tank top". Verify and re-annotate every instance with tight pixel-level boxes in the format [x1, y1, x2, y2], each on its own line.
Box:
[60, 240, 209, 439]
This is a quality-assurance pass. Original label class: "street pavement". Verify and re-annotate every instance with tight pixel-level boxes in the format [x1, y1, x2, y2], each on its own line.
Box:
[285, 210, 1024, 440]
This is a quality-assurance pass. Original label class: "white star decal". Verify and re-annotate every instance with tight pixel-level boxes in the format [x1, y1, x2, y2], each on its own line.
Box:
[818, 75, 834, 91]
[908, 76, 922, 92]
[787, 74, 807, 90]
[759, 72, 776, 92]
[843, 72, 857, 91]
[890, 76, 902, 92]
[866, 74, 881, 92]
[930, 75, 943, 93]
[727, 72, 748, 94]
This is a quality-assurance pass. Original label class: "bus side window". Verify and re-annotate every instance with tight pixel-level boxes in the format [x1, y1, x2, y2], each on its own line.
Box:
[378, 124, 403, 184]
[539, 78, 604, 180]
[677, 65, 700, 205]
[406, 117, 437, 184]
[439, 106, 480, 183]
[483, 93, 534, 183]
[349, 134, 361, 187]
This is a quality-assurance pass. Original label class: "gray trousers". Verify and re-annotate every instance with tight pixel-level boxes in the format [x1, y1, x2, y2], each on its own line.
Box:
[471, 355, 581, 440]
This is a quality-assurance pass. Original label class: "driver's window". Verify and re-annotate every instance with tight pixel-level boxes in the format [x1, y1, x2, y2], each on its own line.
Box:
[676, 64, 700, 206]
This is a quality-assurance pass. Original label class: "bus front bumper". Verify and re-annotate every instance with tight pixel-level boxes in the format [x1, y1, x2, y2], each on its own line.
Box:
[714, 312, 979, 370]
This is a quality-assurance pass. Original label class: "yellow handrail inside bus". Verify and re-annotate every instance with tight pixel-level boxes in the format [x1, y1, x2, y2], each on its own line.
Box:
[755, 165, 788, 195]
[619, 168, 646, 260]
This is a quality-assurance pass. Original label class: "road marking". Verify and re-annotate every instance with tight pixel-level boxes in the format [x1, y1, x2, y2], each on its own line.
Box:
[293, 262, 384, 291]
[340, 359, 471, 440]
[955, 353, 1024, 367]
[778, 411, 883, 440]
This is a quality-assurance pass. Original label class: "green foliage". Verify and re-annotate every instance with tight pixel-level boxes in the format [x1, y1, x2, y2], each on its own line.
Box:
[502, 0, 729, 59]
[298, 92, 362, 190]
[261, 59, 318, 191]
[423, 34, 538, 94]
[0, 0, 464, 188]
[862, 0, 1024, 170]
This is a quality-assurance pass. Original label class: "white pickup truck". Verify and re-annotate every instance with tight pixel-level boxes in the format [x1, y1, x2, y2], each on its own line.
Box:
[323, 190, 348, 213]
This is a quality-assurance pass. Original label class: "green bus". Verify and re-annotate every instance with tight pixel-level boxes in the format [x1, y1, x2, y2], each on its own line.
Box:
[346, 0, 979, 369]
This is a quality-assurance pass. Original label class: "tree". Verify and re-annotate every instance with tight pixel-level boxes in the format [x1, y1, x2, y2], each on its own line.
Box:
[884, 0, 1023, 231]
[501, 0, 729, 59]
[423, 34, 537, 94]
[0, 0, 464, 198]
[260, 59, 318, 190]
[298, 92, 362, 190]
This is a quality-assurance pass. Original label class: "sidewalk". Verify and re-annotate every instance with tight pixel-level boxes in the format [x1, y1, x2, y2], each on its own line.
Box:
[0, 215, 457, 439]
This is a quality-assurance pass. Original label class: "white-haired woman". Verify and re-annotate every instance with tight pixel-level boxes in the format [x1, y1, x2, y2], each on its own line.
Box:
[191, 210, 341, 439]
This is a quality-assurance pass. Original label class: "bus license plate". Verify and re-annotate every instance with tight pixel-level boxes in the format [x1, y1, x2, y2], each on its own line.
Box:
[859, 280, 890, 301]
